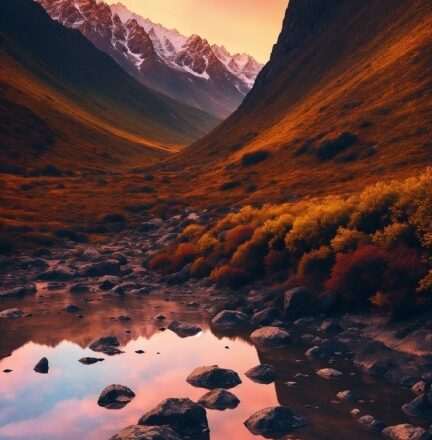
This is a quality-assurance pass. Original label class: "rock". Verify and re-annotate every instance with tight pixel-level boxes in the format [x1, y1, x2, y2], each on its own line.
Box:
[284, 287, 313, 318]
[79, 260, 121, 277]
[110, 425, 182, 440]
[402, 393, 432, 419]
[168, 321, 202, 338]
[245, 364, 276, 384]
[47, 282, 65, 290]
[251, 308, 278, 326]
[198, 389, 240, 410]
[186, 365, 242, 390]
[132, 287, 150, 296]
[154, 314, 166, 321]
[69, 283, 89, 294]
[3, 369, 12, 373]
[383, 424, 431, 440]
[80, 248, 100, 261]
[244, 406, 308, 437]
[34, 357, 49, 374]
[0, 308, 24, 319]
[0, 284, 37, 299]
[250, 326, 292, 347]
[357, 415, 385, 431]
[99, 279, 116, 291]
[20, 257, 49, 270]
[211, 310, 249, 328]
[316, 368, 343, 379]
[89, 336, 121, 355]
[63, 304, 81, 313]
[38, 266, 76, 281]
[138, 398, 209, 438]
[320, 319, 343, 334]
[337, 390, 359, 401]
[112, 254, 128, 265]
[97, 384, 135, 409]
[412, 381, 428, 395]
[351, 408, 361, 417]
[165, 268, 190, 285]
[79, 357, 104, 365]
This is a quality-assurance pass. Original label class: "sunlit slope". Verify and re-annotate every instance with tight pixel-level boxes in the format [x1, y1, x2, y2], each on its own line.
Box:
[0, 0, 219, 170]
[166, 0, 432, 204]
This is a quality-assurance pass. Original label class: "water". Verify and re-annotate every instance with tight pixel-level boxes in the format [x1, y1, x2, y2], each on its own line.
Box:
[0, 285, 421, 440]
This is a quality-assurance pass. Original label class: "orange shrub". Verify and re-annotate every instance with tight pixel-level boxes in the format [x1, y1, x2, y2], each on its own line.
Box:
[264, 249, 290, 275]
[172, 243, 196, 270]
[191, 256, 213, 278]
[225, 224, 255, 254]
[149, 250, 174, 274]
[210, 264, 250, 288]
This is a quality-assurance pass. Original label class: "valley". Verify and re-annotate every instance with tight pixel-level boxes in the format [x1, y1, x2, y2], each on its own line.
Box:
[0, 0, 431, 439]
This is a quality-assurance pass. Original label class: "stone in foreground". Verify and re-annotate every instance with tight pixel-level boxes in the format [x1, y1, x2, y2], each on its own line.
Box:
[357, 415, 385, 431]
[138, 398, 209, 438]
[79, 357, 104, 365]
[245, 364, 277, 384]
[383, 424, 431, 440]
[97, 384, 135, 409]
[244, 406, 308, 437]
[250, 326, 292, 347]
[211, 310, 249, 328]
[110, 425, 182, 440]
[34, 357, 49, 374]
[186, 365, 242, 390]
[198, 389, 240, 410]
[316, 368, 343, 379]
[167, 321, 202, 338]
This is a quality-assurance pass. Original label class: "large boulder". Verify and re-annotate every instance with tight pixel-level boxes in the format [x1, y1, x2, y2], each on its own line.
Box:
[383, 424, 431, 440]
[0, 308, 24, 319]
[167, 321, 202, 338]
[244, 406, 308, 437]
[251, 308, 278, 326]
[283, 287, 313, 318]
[250, 326, 292, 347]
[245, 364, 276, 384]
[198, 389, 240, 410]
[186, 365, 242, 390]
[138, 398, 209, 438]
[98, 385, 135, 409]
[110, 425, 182, 440]
[78, 260, 121, 277]
[402, 394, 432, 419]
[211, 310, 249, 328]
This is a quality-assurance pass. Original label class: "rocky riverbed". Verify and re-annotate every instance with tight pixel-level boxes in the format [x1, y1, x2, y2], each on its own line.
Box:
[0, 211, 431, 440]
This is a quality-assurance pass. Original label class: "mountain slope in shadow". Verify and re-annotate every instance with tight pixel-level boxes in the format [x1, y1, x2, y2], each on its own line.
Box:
[165, 0, 432, 205]
[0, 0, 219, 171]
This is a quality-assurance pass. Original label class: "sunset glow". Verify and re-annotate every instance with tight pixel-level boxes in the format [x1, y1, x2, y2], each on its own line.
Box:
[108, 0, 288, 62]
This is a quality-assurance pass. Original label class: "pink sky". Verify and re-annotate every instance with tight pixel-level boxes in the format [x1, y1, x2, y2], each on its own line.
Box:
[109, 0, 288, 63]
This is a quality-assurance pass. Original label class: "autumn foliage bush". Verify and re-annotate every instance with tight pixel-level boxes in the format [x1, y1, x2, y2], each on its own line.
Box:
[150, 169, 432, 315]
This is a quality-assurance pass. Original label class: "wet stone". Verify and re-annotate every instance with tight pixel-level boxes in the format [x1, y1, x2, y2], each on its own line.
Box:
[250, 326, 292, 347]
[0, 308, 25, 319]
[245, 364, 277, 384]
[168, 320, 202, 338]
[63, 304, 81, 313]
[79, 357, 104, 365]
[34, 357, 49, 374]
[198, 388, 240, 410]
[211, 310, 249, 328]
[382, 424, 431, 440]
[97, 384, 135, 409]
[138, 397, 209, 438]
[110, 425, 182, 440]
[244, 406, 308, 437]
[186, 365, 242, 390]
[316, 368, 343, 379]
[357, 415, 386, 431]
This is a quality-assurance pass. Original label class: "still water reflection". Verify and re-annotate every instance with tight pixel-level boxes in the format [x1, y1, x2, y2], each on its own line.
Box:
[0, 290, 417, 440]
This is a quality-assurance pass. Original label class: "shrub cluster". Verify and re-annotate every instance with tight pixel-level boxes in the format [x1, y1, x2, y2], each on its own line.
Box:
[149, 169, 432, 317]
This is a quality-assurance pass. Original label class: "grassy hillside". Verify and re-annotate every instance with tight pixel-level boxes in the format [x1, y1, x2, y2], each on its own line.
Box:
[0, 0, 219, 171]
[163, 0, 432, 205]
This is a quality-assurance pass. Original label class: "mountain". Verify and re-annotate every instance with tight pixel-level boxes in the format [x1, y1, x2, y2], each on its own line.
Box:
[165, 0, 432, 205]
[36, 0, 263, 118]
[0, 0, 219, 171]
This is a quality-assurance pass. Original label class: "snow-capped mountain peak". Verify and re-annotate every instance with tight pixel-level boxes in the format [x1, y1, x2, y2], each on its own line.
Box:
[36, 0, 263, 117]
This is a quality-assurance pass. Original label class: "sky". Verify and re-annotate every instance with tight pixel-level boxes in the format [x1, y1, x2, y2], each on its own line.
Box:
[108, 0, 288, 63]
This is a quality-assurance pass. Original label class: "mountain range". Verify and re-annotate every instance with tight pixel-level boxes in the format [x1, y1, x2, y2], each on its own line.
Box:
[166, 0, 432, 205]
[0, 0, 219, 171]
[36, 0, 263, 117]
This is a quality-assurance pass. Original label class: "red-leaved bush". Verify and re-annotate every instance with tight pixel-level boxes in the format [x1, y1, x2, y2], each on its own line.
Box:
[172, 243, 196, 270]
[324, 245, 427, 316]
[264, 249, 290, 275]
[210, 264, 250, 288]
[224, 224, 255, 254]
